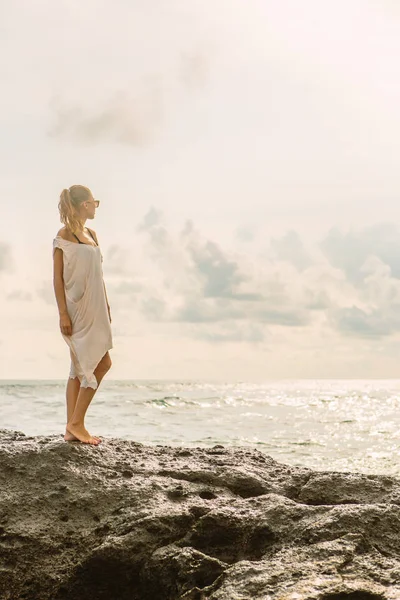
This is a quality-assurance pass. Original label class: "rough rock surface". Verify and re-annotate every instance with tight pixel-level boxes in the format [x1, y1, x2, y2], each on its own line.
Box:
[1, 429, 400, 600]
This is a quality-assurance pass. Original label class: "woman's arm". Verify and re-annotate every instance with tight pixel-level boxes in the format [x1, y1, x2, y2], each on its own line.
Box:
[53, 246, 72, 335]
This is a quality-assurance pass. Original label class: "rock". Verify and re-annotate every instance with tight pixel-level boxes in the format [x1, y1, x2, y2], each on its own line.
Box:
[0, 428, 400, 599]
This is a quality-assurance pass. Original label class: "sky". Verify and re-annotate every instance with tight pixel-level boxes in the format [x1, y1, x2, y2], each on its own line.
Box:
[2, 0, 400, 380]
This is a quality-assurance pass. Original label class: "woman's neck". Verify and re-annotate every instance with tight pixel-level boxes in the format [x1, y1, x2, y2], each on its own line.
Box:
[74, 219, 87, 232]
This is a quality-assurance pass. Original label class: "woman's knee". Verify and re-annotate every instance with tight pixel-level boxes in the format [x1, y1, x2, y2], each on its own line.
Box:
[98, 353, 112, 374]
[105, 354, 112, 372]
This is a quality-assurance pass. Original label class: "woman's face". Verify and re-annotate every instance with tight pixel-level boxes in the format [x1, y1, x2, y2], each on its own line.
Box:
[81, 196, 98, 220]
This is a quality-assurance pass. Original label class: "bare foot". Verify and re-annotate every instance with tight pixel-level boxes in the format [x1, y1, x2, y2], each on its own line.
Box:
[64, 430, 101, 442]
[65, 424, 101, 445]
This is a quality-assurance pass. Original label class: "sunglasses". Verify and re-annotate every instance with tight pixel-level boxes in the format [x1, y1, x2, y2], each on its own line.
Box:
[86, 199, 100, 208]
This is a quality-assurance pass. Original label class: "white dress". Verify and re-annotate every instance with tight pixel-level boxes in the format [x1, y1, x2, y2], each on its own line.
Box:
[53, 235, 113, 389]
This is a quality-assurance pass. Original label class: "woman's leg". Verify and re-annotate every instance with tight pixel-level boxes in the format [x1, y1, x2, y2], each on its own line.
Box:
[64, 377, 102, 442]
[64, 377, 81, 441]
[66, 352, 112, 445]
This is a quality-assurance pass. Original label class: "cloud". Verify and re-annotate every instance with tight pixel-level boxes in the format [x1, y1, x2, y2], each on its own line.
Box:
[255, 306, 311, 326]
[327, 255, 400, 338]
[106, 280, 143, 312]
[175, 298, 311, 327]
[113, 280, 143, 296]
[360, 255, 400, 306]
[303, 287, 331, 311]
[173, 297, 243, 323]
[316, 223, 400, 338]
[320, 223, 400, 283]
[187, 239, 247, 299]
[48, 87, 163, 146]
[136, 214, 330, 332]
[193, 321, 266, 344]
[0, 242, 13, 273]
[270, 230, 313, 271]
[234, 226, 256, 243]
[103, 245, 132, 276]
[329, 305, 400, 338]
[48, 47, 212, 147]
[140, 296, 168, 321]
[137, 207, 165, 232]
[36, 281, 54, 305]
[6, 290, 32, 302]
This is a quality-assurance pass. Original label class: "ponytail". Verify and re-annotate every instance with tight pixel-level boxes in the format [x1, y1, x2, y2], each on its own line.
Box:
[58, 185, 92, 234]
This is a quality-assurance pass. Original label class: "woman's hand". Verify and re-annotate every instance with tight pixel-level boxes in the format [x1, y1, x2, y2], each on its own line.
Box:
[107, 305, 112, 324]
[60, 312, 72, 336]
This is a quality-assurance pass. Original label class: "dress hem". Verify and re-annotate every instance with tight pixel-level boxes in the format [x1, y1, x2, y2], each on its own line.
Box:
[69, 341, 113, 390]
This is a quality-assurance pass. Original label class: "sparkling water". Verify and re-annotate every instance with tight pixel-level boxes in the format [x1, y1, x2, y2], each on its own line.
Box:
[2, 378, 400, 476]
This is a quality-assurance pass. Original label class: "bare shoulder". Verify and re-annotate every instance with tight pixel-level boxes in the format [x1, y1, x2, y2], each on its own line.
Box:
[56, 227, 74, 241]
[56, 226, 68, 239]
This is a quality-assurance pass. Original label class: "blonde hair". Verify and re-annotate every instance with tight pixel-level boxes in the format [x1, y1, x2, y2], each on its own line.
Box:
[58, 185, 93, 234]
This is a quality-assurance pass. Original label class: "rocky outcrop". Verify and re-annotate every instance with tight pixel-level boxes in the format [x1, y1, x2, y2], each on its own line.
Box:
[1, 428, 400, 599]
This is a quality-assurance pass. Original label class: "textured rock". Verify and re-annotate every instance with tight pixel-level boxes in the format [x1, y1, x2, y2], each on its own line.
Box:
[1, 428, 400, 599]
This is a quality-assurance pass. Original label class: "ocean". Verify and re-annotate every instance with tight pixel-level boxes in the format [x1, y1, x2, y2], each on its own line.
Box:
[2, 378, 400, 477]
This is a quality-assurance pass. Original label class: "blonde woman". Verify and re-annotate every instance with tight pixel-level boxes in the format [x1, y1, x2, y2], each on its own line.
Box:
[53, 185, 113, 446]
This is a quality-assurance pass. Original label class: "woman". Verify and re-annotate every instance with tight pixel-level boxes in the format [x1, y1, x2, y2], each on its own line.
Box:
[53, 185, 113, 446]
